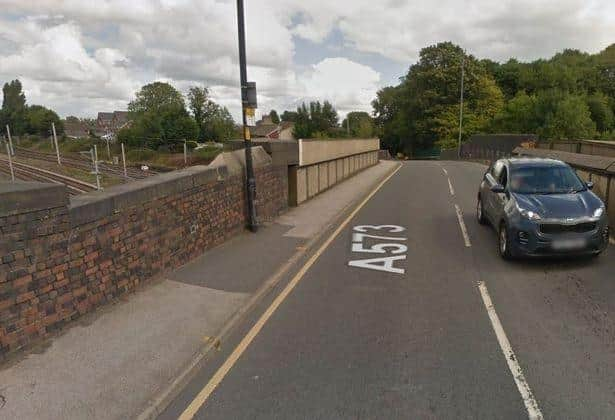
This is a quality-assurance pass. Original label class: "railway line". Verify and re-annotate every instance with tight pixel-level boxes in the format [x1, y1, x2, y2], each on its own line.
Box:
[13, 146, 155, 180]
[0, 155, 98, 195]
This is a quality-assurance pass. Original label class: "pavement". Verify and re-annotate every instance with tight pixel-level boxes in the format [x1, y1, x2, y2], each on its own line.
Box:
[157, 160, 615, 420]
[0, 160, 398, 420]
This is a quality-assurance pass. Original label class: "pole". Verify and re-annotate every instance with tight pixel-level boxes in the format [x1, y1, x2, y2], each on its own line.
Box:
[5, 142, 15, 181]
[106, 138, 111, 161]
[121, 143, 127, 178]
[92, 146, 101, 190]
[183, 139, 187, 165]
[52, 122, 61, 165]
[237, 0, 258, 232]
[6, 124, 14, 156]
[457, 53, 465, 159]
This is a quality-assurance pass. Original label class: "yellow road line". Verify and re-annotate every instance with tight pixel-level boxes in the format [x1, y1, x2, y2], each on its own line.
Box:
[178, 163, 402, 420]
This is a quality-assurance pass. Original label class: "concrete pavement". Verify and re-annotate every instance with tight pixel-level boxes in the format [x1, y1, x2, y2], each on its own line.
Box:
[160, 161, 615, 419]
[0, 160, 399, 420]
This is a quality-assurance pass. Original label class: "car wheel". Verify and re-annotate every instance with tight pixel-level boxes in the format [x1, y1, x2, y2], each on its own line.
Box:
[477, 196, 487, 225]
[498, 223, 513, 260]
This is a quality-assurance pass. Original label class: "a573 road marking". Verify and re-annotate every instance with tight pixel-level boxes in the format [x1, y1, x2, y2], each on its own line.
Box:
[348, 225, 407, 274]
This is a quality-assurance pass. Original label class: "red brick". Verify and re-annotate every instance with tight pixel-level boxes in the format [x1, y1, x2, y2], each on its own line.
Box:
[16, 291, 35, 304]
[13, 274, 33, 288]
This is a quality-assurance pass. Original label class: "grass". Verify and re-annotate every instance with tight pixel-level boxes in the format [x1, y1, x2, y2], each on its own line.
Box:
[14, 136, 228, 172]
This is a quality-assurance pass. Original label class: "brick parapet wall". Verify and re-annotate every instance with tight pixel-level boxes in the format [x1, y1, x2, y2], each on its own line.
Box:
[0, 156, 287, 359]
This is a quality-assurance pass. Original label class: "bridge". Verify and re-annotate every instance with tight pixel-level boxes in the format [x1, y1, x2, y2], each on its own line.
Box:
[0, 140, 614, 419]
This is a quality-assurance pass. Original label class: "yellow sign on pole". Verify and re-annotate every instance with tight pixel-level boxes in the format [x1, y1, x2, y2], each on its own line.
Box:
[245, 107, 256, 127]
[244, 126, 251, 140]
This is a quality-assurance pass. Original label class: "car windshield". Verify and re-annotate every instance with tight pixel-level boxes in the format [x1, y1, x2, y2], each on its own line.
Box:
[509, 165, 586, 194]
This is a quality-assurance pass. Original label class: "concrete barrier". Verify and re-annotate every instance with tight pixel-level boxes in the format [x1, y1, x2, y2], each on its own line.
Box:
[513, 147, 615, 229]
[537, 140, 615, 158]
[289, 139, 380, 206]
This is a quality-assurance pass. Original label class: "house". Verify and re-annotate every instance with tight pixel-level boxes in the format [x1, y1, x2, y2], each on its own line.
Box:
[63, 120, 90, 139]
[250, 116, 295, 140]
[95, 111, 131, 139]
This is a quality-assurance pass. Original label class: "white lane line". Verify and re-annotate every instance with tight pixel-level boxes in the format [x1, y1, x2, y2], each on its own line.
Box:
[441, 167, 449, 176]
[177, 165, 403, 420]
[610, 237, 615, 245]
[454, 204, 472, 247]
[447, 178, 455, 196]
[478, 281, 544, 420]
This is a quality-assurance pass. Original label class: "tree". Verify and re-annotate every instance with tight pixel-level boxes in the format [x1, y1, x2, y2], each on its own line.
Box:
[342, 111, 376, 138]
[25, 105, 62, 136]
[541, 95, 596, 140]
[128, 82, 185, 114]
[1, 80, 27, 135]
[586, 92, 614, 133]
[373, 42, 504, 155]
[119, 82, 197, 149]
[281, 110, 298, 122]
[201, 104, 235, 142]
[269, 110, 280, 124]
[292, 101, 340, 138]
[187, 86, 211, 141]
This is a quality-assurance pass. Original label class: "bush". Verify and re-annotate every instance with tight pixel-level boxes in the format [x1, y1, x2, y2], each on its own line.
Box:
[61, 138, 93, 153]
[193, 146, 221, 163]
[126, 148, 157, 162]
[186, 140, 198, 150]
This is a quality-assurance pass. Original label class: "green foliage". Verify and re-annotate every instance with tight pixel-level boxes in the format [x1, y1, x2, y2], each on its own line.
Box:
[2, 79, 27, 135]
[125, 148, 157, 162]
[187, 85, 236, 142]
[281, 110, 298, 122]
[375, 42, 615, 154]
[541, 95, 596, 140]
[293, 101, 339, 138]
[586, 92, 614, 132]
[269, 110, 280, 124]
[25, 105, 63, 136]
[373, 42, 504, 155]
[119, 82, 198, 149]
[193, 146, 222, 162]
[342, 111, 376, 138]
[128, 82, 185, 114]
[202, 104, 235, 142]
[186, 140, 198, 150]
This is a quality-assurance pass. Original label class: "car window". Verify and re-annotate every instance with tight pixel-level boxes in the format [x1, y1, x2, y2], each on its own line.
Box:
[509, 165, 586, 194]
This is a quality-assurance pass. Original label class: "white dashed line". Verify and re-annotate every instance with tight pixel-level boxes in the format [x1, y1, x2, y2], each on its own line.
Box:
[454, 204, 471, 247]
[447, 178, 455, 196]
[477, 281, 544, 420]
[441, 167, 449, 176]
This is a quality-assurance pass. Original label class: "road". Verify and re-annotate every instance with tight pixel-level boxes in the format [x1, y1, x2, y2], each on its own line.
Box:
[159, 161, 615, 420]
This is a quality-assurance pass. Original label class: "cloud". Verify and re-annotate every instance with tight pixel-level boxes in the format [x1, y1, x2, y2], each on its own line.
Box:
[297, 58, 380, 116]
[0, 0, 614, 121]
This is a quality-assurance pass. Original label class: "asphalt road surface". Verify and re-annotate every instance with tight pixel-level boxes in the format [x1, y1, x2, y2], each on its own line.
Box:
[159, 161, 615, 420]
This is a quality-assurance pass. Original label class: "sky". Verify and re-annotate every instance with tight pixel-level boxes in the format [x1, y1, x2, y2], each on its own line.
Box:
[0, 0, 614, 122]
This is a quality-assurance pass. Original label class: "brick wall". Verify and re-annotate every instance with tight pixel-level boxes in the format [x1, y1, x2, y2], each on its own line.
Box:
[0, 151, 287, 359]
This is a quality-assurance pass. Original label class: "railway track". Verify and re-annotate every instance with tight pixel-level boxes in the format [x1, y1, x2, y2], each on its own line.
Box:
[0, 155, 98, 195]
[13, 147, 155, 180]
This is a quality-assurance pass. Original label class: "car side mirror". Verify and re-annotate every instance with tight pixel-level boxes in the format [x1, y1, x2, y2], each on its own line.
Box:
[490, 184, 505, 193]
[586, 181, 594, 190]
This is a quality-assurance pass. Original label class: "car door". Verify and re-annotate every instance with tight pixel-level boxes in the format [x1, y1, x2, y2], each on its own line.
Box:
[483, 160, 503, 223]
[492, 164, 509, 224]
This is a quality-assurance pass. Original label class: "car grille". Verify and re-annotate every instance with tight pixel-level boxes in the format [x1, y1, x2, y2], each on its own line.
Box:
[539, 222, 596, 234]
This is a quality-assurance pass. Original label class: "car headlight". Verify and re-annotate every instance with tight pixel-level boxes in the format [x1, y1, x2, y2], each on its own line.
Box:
[593, 206, 605, 218]
[517, 204, 541, 220]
